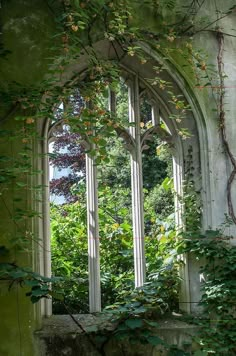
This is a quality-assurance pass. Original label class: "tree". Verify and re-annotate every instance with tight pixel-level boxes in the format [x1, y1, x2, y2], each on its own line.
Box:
[50, 131, 85, 202]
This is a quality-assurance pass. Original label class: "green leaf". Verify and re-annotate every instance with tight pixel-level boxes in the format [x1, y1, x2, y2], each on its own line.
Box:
[116, 323, 129, 331]
[144, 320, 159, 327]
[133, 306, 147, 314]
[24, 279, 41, 287]
[30, 295, 41, 304]
[125, 318, 143, 329]
[147, 335, 164, 346]
[31, 288, 49, 297]
[9, 270, 28, 279]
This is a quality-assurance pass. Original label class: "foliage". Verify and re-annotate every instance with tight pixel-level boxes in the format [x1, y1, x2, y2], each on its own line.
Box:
[50, 201, 89, 312]
[0, 246, 64, 304]
[176, 227, 236, 355]
[50, 131, 85, 202]
[49, 80, 172, 201]
[174, 177, 236, 355]
[143, 138, 172, 190]
[176, 229, 236, 355]
[50, 179, 178, 313]
[144, 178, 174, 230]
[1, 0, 236, 354]
[98, 136, 172, 190]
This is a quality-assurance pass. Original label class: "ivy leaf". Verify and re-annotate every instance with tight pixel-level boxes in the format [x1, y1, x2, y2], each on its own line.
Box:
[133, 306, 147, 314]
[30, 295, 41, 304]
[145, 320, 159, 327]
[116, 323, 128, 331]
[9, 270, 28, 279]
[125, 318, 143, 329]
[31, 287, 49, 297]
[147, 335, 164, 346]
[24, 279, 41, 287]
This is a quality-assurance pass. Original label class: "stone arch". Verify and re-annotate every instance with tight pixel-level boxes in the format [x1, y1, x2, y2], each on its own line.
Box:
[39, 39, 210, 316]
[1, 2, 236, 354]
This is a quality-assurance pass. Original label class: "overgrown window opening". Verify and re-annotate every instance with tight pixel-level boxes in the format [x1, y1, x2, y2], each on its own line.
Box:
[47, 77, 177, 315]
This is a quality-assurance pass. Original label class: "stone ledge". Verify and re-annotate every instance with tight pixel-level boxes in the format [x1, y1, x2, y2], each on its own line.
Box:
[35, 314, 199, 356]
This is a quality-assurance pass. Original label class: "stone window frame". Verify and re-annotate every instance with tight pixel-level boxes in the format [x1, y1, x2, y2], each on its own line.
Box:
[39, 41, 210, 316]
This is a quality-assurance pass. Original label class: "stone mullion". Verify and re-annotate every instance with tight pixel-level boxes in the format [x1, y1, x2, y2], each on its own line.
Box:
[128, 76, 146, 288]
[86, 132, 101, 313]
[151, 103, 160, 126]
[43, 119, 52, 317]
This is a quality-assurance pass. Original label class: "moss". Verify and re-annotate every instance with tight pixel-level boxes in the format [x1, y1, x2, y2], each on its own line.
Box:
[0, 283, 39, 356]
[0, 0, 58, 89]
[0, 114, 41, 356]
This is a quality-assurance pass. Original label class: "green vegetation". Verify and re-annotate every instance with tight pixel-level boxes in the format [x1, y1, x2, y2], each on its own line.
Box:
[179, 229, 236, 355]
[0, 1, 236, 354]
[50, 131, 176, 313]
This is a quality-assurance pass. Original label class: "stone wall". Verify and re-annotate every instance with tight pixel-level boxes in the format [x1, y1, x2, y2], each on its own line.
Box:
[0, 1, 236, 355]
[0, 1, 57, 355]
[35, 315, 199, 356]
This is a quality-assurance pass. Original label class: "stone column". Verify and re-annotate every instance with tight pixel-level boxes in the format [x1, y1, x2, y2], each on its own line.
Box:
[86, 148, 101, 313]
[128, 76, 146, 287]
[42, 119, 52, 317]
[151, 102, 160, 126]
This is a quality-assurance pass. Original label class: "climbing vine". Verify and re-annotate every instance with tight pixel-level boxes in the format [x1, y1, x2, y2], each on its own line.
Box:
[178, 227, 236, 355]
[1, 1, 236, 354]
[216, 30, 236, 224]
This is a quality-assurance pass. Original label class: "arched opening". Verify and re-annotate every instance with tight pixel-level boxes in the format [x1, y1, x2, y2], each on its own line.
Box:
[46, 79, 176, 315]
[40, 40, 207, 317]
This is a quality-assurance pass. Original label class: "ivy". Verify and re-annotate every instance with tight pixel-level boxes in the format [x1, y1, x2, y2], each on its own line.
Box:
[176, 178, 236, 355]
[1, 1, 236, 354]
[0, 260, 64, 304]
[176, 229, 236, 355]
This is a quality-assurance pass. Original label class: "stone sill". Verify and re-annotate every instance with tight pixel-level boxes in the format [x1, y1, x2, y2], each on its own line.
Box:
[35, 314, 199, 356]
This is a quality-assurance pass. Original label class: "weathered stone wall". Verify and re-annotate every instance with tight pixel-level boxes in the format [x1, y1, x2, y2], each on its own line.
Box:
[35, 315, 199, 356]
[191, 5, 236, 236]
[0, 0, 236, 355]
[0, 1, 57, 355]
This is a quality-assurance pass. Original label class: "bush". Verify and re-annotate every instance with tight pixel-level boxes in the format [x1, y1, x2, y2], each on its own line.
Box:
[51, 185, 179, 314]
